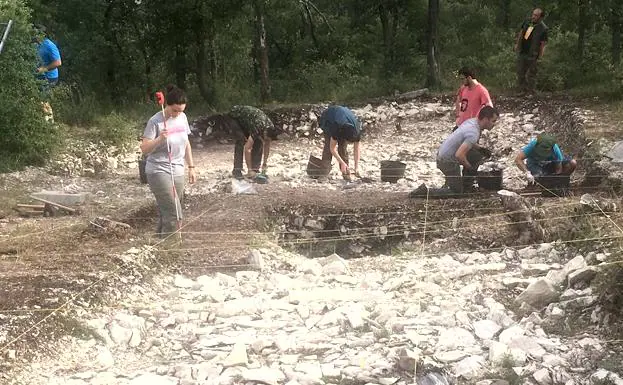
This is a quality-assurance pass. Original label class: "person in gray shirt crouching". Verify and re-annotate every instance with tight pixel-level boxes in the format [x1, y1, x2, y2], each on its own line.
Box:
[410, 106, 498, 198]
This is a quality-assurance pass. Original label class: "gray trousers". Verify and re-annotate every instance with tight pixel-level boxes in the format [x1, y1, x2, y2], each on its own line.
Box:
[147, 172, 185, 237]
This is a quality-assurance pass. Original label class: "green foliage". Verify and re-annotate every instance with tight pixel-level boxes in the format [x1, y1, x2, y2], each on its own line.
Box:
[1, 0, 619, 163]
[0, 0, 59, 172]
[91, 112, 140, 148]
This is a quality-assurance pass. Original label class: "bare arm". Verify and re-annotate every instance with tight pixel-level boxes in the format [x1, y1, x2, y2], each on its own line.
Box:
[515, 151, 529, 172]
[455, 89, 462, 118]
[38, 59, 62, 73]
[455, 143, 474, 170]
[353, 141, 360, 172]
[330, 138, 348, 171]
[262, 138, 271, 170]
[244, 136, 255, 172]
[184, 140, 197, 183]
[140, 131, 167, 155]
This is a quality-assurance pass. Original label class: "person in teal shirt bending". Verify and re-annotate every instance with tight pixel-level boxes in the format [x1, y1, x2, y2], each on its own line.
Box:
[515, 133, 576, 184]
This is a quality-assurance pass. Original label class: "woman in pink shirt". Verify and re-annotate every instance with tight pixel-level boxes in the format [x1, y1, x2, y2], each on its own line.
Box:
[454, 67, 494, 130]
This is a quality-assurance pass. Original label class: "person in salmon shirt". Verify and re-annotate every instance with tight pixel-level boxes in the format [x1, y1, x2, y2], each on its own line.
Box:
[453, 67, 493, 131]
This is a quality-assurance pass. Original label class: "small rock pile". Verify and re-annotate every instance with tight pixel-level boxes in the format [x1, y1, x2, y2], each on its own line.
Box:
[48, 139, 139, 177]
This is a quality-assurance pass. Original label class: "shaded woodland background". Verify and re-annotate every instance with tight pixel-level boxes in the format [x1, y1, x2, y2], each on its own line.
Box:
[1, 0, 622, 168]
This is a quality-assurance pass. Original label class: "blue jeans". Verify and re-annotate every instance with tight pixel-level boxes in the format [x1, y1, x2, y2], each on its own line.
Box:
[38, 77, 58, 99]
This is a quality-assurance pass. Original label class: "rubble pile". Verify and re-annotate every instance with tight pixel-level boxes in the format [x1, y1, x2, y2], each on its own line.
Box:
[9, 243, 621, 385]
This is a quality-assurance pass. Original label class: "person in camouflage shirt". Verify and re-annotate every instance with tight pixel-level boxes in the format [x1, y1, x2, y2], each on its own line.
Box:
[200, 105, 281, 180]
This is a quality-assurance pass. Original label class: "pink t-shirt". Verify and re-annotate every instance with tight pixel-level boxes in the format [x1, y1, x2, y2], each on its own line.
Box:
[456, 83, 493, 126]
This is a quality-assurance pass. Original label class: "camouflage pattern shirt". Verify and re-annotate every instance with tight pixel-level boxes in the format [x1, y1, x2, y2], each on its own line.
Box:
[229, 105, 277, 141]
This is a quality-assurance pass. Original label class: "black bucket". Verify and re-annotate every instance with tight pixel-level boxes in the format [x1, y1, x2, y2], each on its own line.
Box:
[307, 155, 330, 179]
[380, 160, 407, 183]
[139, 159, 148, 184]
[537, 174, 571, 197]
[477, 169, 503, 191]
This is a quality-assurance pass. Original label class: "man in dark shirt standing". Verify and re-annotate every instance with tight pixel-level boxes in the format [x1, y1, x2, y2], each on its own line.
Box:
[514, 8, 548, 94]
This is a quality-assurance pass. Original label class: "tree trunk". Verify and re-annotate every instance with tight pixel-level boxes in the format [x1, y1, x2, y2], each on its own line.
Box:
[426, 0, 441, 88]
[613, 2, 622, 67]
[175, 45, 187, 90]
[497, 0, 510, 29]
[196, 31, 216, 106]
[253, 0, 271, 103]
[577, 0, 588, 63]
[378, 1, 400, 76]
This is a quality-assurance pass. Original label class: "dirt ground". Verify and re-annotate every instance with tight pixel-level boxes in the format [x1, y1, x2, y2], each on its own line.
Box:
[1, 95, 622, 367]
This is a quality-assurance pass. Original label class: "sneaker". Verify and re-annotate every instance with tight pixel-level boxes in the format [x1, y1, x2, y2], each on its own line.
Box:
[232, 170, 244, 180]
[409, 183, 428, 199]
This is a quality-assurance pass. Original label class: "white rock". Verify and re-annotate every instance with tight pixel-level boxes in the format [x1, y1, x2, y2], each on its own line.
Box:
[590, 369, 623, 385]
[533, 368, 552, 385]
[436, 328, 476, 350]
[514, 279, 560, 308]
[453, 356, 486, 380]
[222, 342, 248, 367]
[295, 362, 323, 380]
[508, 336, 547, 359]
[473, 320, 502, 340]
[130, 374, 178, 385]
[434, 350, 468, 363]
[174, 274, 196, 288]
[499, 325, 525, 345]
[243, 368, 286, 385]
[108, 322, 132, 346]
[248, 249, 265, 271]
[96, 348, 115, 369]
[488, 341, 527, 366]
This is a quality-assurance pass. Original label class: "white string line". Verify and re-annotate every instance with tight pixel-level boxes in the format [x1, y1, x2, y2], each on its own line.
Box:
[0, 212, 612, 260]
[0, 200, 598, 246]
[2, 233, 622, 315]
[0, 198, 223, 354]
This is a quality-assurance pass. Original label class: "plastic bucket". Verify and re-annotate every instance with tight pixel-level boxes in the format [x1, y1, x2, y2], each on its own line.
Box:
[380, 160, 407, 183]
[306, 155, 330, 178]
[477, 169, 503, 191]
[537, 174, 571, 197]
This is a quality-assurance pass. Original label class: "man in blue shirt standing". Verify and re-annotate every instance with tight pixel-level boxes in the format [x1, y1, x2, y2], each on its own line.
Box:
[318, 105, 362, 181]
[515, 133, 576, 184]
[32, 24, 61, 121]
[33, 24, 61, 87]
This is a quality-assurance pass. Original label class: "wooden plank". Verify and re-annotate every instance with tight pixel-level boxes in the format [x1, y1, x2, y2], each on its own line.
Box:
[16, 204, 45, 210]
[29, 196, 77, 213]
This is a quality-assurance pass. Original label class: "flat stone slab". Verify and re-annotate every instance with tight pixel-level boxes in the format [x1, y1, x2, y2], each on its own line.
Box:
[607, 141, 623, 163]
[31, 191, 87, 206]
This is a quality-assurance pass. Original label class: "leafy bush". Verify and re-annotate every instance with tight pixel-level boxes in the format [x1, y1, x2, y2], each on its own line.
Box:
[0, 0, 59, 171]
[92, 112, 141, 148]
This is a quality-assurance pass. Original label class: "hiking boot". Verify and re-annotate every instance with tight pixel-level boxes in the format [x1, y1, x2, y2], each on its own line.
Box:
[232, 170, 244, 180]
[409, 183, 428, 199]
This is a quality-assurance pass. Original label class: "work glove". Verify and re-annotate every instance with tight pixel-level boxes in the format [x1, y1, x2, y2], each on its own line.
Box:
[525, 171, 535, 184]
[479, 147, 493, 159]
